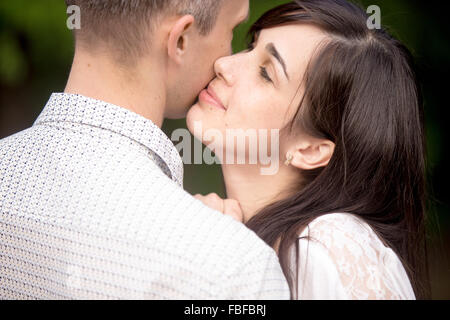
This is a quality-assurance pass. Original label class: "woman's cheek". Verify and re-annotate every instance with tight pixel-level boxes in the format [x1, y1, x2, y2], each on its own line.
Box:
[251, 98, 276, 127]
[227, 92, 267, 129]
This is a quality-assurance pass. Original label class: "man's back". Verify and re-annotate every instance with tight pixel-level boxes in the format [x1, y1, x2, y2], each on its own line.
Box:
[0, 94, 289, 299]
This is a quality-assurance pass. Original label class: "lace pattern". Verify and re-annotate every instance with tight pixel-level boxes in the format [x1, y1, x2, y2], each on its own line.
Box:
[296, 213, 415, 300]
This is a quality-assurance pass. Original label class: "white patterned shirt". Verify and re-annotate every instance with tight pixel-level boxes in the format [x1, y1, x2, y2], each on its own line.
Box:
[0, 93, 290, 300]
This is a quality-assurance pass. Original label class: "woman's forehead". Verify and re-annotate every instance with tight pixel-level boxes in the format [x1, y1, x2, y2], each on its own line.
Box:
[258, 24, 328, 50]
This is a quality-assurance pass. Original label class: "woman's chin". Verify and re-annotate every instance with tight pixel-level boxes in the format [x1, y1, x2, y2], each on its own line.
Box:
[186, 103, 201, 128]
[187, 101, 227, 145]
[186, 103, 209, 139]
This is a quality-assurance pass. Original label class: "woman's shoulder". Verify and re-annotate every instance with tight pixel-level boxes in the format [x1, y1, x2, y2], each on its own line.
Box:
[298, 213, 390, 270]
[296, 213, 415, 299]
[298, 212, 394, 270]
[299, 213, 377, 247]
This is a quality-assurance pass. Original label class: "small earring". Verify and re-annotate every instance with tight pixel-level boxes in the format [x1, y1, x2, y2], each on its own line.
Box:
[285, 153, 293, 166]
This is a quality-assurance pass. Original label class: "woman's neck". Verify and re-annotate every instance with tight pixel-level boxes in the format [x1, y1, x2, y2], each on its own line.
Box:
[221, 163, 300, 223]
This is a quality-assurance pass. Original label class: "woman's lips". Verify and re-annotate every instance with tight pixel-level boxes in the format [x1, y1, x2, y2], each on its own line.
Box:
[199, 87, 226, 111]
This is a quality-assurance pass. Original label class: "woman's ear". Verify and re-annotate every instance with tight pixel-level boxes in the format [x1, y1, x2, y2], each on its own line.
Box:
[288, 139, 335, 170]
[167, 15, 195, 65]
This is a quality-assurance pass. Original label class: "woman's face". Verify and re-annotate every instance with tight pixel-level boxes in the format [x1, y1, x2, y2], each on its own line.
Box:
[187, 24, 328, 161]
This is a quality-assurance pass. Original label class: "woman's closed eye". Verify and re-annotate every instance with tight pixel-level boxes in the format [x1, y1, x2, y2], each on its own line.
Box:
[245, 41, 273, 84]
[260, 66, 273, 83]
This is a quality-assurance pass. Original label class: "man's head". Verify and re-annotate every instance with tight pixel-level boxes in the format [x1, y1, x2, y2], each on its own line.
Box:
[65, 0, 249, 119]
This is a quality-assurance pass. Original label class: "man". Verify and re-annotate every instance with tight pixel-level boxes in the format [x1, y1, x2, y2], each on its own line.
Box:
[0, 0, 290, 299]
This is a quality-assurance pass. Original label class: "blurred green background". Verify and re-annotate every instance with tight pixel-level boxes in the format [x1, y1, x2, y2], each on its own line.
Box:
[0, 0, 448, 299]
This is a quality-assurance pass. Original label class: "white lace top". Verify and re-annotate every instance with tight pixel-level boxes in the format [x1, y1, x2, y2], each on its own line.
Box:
[294, 213, 415, 300]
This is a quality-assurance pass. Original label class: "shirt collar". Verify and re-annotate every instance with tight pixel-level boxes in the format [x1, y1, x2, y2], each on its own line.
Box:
[33, 93, 183, 187]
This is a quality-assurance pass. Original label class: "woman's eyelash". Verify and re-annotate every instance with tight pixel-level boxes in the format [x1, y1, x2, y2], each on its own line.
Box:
[260, 66, 273, 83]
[247, 42, 255, 51]
[246, 42, 272, 83]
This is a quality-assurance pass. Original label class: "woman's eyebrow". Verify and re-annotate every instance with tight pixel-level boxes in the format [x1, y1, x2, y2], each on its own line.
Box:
[266, 42, 289, 80]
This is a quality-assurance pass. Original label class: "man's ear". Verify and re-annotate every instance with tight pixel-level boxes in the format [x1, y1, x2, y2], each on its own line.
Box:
[167, 15, 195, 65]
[288, 138, 335, 170]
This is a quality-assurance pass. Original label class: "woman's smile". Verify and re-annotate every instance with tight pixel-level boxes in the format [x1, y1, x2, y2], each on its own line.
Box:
[199, 86, 227, 111]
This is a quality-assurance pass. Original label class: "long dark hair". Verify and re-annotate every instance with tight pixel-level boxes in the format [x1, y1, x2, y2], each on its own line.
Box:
[245, 0, 430, 299]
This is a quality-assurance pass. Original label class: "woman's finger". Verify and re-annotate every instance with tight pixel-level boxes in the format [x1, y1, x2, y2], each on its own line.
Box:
[223, 199, 244, 223]
[194, 193, 224, 213]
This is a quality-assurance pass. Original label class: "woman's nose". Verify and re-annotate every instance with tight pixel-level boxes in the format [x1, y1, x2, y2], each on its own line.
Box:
[214, 55, 235, 86]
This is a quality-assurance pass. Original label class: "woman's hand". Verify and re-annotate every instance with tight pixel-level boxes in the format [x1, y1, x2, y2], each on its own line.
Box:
[194, 193, 244, 223]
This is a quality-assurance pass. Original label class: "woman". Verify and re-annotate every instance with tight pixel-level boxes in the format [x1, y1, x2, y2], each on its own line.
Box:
[188, 0, 430, 299]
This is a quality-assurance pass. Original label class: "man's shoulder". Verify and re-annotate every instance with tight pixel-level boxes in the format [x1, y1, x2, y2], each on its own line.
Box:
[118, 168, 277, 260]
[0, 127, 289, 299]
[0, 124, 280, 271]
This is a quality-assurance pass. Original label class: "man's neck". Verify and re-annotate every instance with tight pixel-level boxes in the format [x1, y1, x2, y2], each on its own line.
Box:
[64, 49, 166, 128]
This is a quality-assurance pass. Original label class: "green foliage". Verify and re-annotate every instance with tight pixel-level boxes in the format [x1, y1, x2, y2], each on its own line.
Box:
[232, 0, 292, 53]
[0, 0, 73, 83]
[0, 32, 27, 86]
